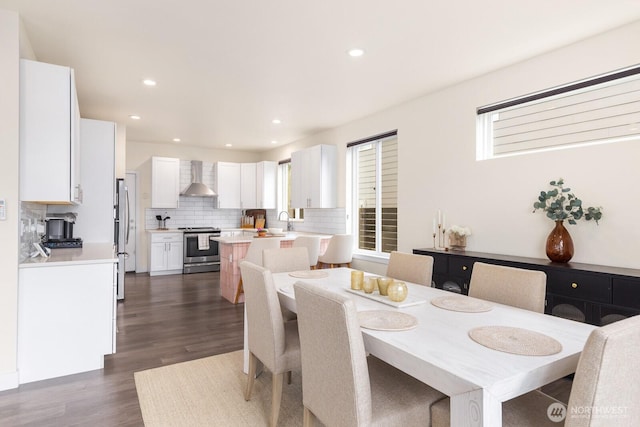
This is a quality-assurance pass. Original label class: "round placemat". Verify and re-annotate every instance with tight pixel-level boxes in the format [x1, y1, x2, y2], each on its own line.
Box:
[288, 270, 329, 279]
[431, 295, 494, 313]
[468, 326, 562, 356]
[358, 310, 418, 331]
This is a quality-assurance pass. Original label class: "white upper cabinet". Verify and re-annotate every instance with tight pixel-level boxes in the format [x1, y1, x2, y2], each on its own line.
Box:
[214, 162, 241, 208]
[256, 161, 277, 209]
[291, 144, 337, 208]
[151, 156, 180, 208]
[240, 163, 257, 209]
[20, 59, 82, 204]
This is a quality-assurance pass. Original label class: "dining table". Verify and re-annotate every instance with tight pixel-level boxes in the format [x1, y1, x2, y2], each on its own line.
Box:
[260, 267, 597, 427]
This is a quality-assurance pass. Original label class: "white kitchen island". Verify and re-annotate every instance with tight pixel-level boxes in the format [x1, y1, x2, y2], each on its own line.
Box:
[18, 243, 117, 384]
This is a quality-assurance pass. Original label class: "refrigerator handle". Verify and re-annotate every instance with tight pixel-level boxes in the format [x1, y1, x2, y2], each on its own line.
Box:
[125, 187, 130, 245]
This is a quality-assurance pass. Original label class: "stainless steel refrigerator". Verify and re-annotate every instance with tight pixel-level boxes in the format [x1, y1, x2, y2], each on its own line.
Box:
[115, 178, 129, 300]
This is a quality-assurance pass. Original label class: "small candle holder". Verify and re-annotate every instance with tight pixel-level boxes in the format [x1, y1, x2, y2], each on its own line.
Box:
[432, 232, 437, 248]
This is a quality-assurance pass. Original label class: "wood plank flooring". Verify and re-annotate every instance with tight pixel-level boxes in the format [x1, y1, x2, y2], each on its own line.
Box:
[0, 271, 245, 426]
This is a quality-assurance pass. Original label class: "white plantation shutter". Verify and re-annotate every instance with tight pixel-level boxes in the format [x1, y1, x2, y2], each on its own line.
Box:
[478, 65, 640, 159]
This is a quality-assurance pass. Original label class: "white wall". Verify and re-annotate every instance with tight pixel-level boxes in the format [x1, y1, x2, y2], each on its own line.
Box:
[262, 20, 640, 269]
[0, 9, 20, 391]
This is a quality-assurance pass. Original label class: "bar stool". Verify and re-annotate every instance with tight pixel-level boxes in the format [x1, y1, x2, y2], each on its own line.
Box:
[317, 234, 353, 269]
[233, 237, 282, 304]
[292, 236, 322, 269]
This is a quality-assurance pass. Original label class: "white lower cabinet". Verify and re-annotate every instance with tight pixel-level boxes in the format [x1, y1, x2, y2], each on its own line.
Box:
[18, 262, 116, 384]
[149, 232, 184, 276]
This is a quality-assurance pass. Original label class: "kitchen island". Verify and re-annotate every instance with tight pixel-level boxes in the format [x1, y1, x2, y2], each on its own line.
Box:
[18, 243, 117, 383]
[212, 233, 331, 303]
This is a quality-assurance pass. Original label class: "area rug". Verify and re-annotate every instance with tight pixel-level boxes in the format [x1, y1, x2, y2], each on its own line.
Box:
[134, 350, 304, 426]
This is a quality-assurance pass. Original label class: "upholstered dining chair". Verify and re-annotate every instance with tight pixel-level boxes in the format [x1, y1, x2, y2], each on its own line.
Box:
[263, 247, 310, 273]
[431, 313, 640, 426]
[468, 262, 547, 313]
[233, 237, 282, 304]
[293, 281, 446, 427]
[317, 234, 353, 268]
[239, 261, 301, 427]
[292, 236, 322, 269]
[386, 251, 434, 286]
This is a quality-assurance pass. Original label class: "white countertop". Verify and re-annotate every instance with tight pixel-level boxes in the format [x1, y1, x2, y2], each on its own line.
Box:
[20, 243, 118, 268]
[146, 228, 183, 234]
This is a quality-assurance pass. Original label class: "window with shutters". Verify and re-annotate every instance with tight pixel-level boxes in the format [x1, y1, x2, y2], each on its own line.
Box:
[477, 65, 640, 159]
[347, 131, 398, 256]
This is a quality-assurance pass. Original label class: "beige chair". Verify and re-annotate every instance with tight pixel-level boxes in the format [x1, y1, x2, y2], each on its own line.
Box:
[293, 281, 446, 427]
[386, 251, 434, 286]
[292, 236, 322, 269]
[432, 314, 640, 426]
[239, 261, 301, 427]
[468, 262, 547, 313]
[263, 247, 310, 273]
[317, 234, 353, 268]
[234, 237, 282, 304]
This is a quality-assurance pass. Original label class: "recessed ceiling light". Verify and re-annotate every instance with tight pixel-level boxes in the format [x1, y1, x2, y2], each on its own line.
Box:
[272, 119, 281, 124]
[348, 48, 365, 57]
[225, 143, 232, 147]
[271, 140, 278, 144]
[143, 79, 157, 86]
[173, 138, 181, 142]
[129, 115, 141, 120]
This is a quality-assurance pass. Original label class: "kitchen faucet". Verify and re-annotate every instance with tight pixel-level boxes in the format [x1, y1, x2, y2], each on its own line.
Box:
[278, 211, 293, 231]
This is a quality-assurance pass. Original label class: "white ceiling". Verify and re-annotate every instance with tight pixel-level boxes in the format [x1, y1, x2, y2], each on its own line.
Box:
[3, 0, 640, 151]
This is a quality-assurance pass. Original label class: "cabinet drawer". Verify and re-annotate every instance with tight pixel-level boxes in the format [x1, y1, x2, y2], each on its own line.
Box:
[448, 258, 474, 281]
[612, 277, 640, 310]
[150, 233, 183, 243]
[547, 271, 611, 304]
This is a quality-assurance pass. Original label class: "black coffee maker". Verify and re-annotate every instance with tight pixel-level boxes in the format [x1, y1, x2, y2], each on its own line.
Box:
[44, 212, 82, 248]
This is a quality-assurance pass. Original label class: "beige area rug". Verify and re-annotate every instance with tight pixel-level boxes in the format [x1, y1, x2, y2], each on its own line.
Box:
[134, 350, 304, 426]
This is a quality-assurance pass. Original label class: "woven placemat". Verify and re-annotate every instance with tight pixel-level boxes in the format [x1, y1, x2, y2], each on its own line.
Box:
[288, 270, 329, 278]
[431, 295, 493, 313]
[469, 326, 562, 356]
[358, 310, 418, 331]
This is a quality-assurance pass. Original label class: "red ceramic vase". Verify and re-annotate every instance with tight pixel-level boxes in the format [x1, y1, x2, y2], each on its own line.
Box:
[546, 221, 574, 263]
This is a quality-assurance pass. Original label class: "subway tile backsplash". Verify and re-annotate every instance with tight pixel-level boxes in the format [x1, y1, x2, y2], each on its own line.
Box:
[145, 199, 346, 235]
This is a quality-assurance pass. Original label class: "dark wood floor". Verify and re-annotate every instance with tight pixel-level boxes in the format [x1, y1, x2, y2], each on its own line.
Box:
[0, 271, 245, 426]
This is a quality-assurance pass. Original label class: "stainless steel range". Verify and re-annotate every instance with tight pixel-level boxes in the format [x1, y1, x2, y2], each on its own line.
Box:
[180, 227, 221, 274]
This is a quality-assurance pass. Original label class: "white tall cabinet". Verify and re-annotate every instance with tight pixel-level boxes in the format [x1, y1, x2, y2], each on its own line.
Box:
[291, 144, 337, 208]
[151, 156, 180, 209]
[19, 59, 82, 204]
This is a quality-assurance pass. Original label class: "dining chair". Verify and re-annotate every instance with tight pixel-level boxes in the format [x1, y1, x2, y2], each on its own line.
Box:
[468, 262, 547, 313]
[386, 251, 434, 286]
[239, 260, 301, 427]
[292, 236, 322, 269]
[431, 313, 640, 426]
[293, 281, 446, 427]
[233, 237, 282, 304]
[263, 247, 310, 273]
[317, 234, 353, 268]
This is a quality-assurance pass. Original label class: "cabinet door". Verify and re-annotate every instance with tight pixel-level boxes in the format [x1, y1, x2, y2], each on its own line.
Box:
[149, 242, 168, 272]
[290, 149, 308, 208]
[70, 69, 82, 204]
[151, 157, 180, 208]
[215, 162, 241, 208]
[19, 59, 75, 203]
[167, 242, 184, 271]
[291, 145, 337, 208]
[256, 161, 277, 209]
[240, 163, 257, 209]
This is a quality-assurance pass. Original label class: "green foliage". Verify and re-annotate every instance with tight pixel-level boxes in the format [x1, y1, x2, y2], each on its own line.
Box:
[532, 178, 603, 225]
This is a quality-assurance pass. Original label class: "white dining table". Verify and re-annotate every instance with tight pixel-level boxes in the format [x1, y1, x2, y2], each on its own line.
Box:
[261, 267, 596, 427]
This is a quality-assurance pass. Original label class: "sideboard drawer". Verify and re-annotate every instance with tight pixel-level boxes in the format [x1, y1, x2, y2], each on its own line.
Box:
[612, 277, 640, 310]
[547, 271, 611, 304]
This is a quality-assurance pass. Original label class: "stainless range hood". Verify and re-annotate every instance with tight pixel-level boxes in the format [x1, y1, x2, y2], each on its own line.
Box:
[181, 160, 217, 197]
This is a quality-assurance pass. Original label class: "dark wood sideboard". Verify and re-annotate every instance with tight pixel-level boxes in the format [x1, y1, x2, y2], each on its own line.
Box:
[413, 248, 640, 326]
